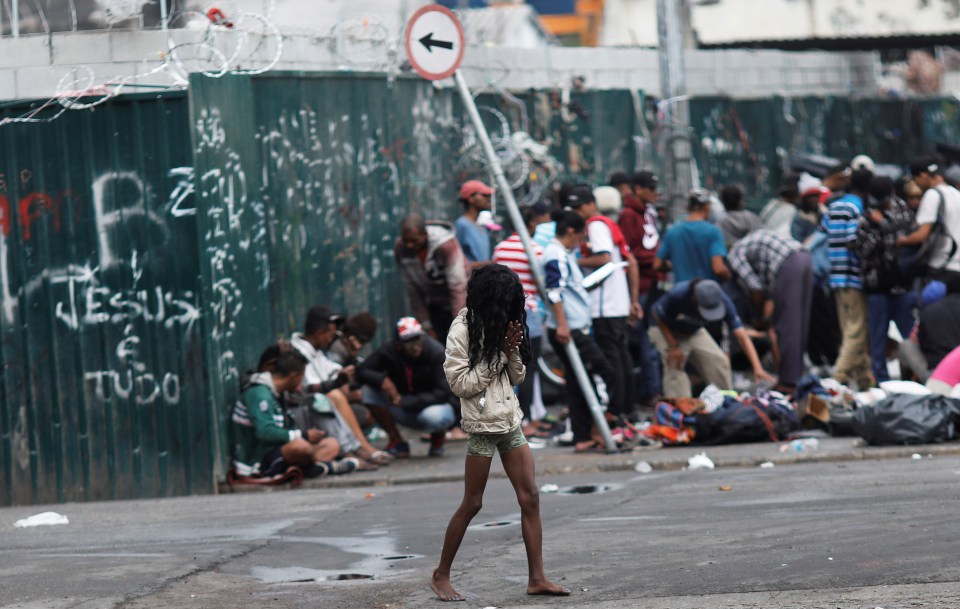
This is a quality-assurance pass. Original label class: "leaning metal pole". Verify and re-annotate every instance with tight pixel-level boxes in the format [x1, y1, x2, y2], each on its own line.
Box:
[453, 69, 618, 453]
[656, 0, 695, 221]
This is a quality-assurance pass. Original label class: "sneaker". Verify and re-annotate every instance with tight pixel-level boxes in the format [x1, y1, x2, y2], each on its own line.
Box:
[385, 440, 411, 458]
[303, 462, 330, 478]
[428, 432, 446, 458]
[552, 430, 574, 446]
[328, 457, 359, 475]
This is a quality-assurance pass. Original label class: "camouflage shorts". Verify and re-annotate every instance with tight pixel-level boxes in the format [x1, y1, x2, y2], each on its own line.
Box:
[467, 426, 527, 458]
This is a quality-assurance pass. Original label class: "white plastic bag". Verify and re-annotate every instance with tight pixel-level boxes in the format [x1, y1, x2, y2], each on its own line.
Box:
[687, 452, 715, 470]
[14, 512, 69, 528]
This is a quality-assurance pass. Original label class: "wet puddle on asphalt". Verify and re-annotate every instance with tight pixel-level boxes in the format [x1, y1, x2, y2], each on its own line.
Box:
[252, 535, 423, 584]
[467, 519, 521, 531]
[556, 483, 621, 495]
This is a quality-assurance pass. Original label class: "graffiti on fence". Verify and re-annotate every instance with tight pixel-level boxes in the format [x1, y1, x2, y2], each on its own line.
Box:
[0, 165, 201, 408]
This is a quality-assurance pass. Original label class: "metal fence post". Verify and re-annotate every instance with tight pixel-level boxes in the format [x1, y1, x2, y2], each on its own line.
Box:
[453, 70, 618, 453]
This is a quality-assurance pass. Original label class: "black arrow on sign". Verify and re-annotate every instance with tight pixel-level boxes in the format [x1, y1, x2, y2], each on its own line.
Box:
[419, 32, 454, 53]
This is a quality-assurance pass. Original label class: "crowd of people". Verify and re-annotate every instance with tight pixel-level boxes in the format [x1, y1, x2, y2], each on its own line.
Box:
[230, 154, 960, 479]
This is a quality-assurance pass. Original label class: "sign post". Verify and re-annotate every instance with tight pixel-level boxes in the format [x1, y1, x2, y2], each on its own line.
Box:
[405, 5, 617, 453]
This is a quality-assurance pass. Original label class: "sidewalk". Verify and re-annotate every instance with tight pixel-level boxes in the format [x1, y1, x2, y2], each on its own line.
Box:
[218, 435, 960, 494]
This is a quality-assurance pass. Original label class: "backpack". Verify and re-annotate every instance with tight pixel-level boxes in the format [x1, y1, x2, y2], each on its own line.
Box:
[697, 393, 800, 445]
[902, 187, 958, 277]
[583, 215, 632, 259]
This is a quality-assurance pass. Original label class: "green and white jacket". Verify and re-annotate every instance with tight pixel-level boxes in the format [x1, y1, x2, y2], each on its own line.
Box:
[231, 372, 302, 476]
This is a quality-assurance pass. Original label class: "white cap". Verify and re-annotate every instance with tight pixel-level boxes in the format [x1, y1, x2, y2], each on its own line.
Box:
[476, 210, 502, 231]
[851, 154, 875, 173]
[797, 172, 822, 194]
[594, 186, 622, 218]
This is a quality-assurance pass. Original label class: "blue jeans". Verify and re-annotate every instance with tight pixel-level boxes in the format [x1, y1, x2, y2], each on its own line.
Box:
[361, 386, 455, 432]
[866, 292, 915, 382]
[630, 294, 662, 403]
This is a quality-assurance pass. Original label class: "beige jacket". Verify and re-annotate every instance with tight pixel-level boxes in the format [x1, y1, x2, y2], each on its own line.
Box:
[443, 309, 525, 434]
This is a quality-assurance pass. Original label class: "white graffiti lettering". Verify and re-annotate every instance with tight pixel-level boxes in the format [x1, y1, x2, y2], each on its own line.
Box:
[91, 171, 170, 269]
[84, 369, 181, 406]
[0, 234, 13, 324]
[195, 108, 226, 153]
[167, 167, 196, 217]
[54, 282, 199, 335]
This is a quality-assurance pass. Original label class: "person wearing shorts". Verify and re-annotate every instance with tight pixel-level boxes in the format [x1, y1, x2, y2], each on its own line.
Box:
[431, 263, 569, 602]
[467, 426, 528, 458]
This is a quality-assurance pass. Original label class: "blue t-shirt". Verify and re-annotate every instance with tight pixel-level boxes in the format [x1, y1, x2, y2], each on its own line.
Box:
[455, 216, 491, 263]
[657, 221, 727, 282]
[652, 280, 744, 336]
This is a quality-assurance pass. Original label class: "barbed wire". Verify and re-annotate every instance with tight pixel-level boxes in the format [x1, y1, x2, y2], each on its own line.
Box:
[0, 4, 286, 127]
[0, 1, 566, 209]
[455, 104, 561, 207]
[328, 15, 399, 72]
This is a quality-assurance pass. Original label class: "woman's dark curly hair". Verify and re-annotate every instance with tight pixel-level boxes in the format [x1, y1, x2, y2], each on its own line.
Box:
[465, 263, 532, 369]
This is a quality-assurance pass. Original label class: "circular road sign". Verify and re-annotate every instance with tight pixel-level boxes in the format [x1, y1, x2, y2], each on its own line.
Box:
[404, 4, 465, 81]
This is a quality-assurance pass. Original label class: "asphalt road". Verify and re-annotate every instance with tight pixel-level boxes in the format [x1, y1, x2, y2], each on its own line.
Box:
[4, 456, 960, 609]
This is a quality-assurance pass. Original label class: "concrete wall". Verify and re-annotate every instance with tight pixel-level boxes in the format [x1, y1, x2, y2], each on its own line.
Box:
[0, 30, 880, 101]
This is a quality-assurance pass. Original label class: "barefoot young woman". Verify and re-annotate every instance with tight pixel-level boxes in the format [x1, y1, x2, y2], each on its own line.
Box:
[432, 263, 570, 602]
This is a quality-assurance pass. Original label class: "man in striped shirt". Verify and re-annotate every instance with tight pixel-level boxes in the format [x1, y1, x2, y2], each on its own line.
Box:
[820, 161, 874, 389]
[728, 230, 813, 392]
[493, 201, 549, 433]
[493, 203, 547, 309]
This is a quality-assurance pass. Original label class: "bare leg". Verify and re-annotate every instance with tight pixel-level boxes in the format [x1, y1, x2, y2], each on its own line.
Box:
[431, 455, 493, 601]
[500, 444, 570, 596]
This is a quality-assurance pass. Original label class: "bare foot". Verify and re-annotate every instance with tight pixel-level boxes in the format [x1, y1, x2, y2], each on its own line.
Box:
[527, 579, 571, 596]
[431, 569, 465, 602]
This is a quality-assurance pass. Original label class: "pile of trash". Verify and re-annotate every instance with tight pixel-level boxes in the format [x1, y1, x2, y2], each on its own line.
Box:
[638, 376, 960, 447]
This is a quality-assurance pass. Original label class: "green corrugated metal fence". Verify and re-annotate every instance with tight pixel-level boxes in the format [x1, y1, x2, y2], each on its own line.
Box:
[3, 71, 960, 505]
[189, 73, 464, 478]
[0, 92, 208, 505]
[688, 96, 960, 209]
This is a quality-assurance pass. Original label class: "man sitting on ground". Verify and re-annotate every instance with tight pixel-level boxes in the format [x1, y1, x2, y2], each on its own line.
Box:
[231, 345, 356, 478]
[326, 311, 380, 434]
[358, 317, 457, 458]
[291, 305, 393, 467]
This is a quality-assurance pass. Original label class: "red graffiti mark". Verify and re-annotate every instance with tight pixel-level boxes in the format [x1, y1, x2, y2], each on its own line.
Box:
[18, 192, 60, 241]
[0, 195, 9, 236]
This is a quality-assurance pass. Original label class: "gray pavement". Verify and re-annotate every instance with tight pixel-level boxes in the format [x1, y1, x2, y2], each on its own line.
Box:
[6, 437, 960, 609]
[219, 434, 960, 494]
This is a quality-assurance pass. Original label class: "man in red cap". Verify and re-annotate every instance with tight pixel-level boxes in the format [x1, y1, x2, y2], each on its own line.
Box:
[455, 180, 495, 269]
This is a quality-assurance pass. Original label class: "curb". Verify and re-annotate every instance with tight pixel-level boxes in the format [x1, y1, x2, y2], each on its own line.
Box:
[216, 443, 960, 494]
